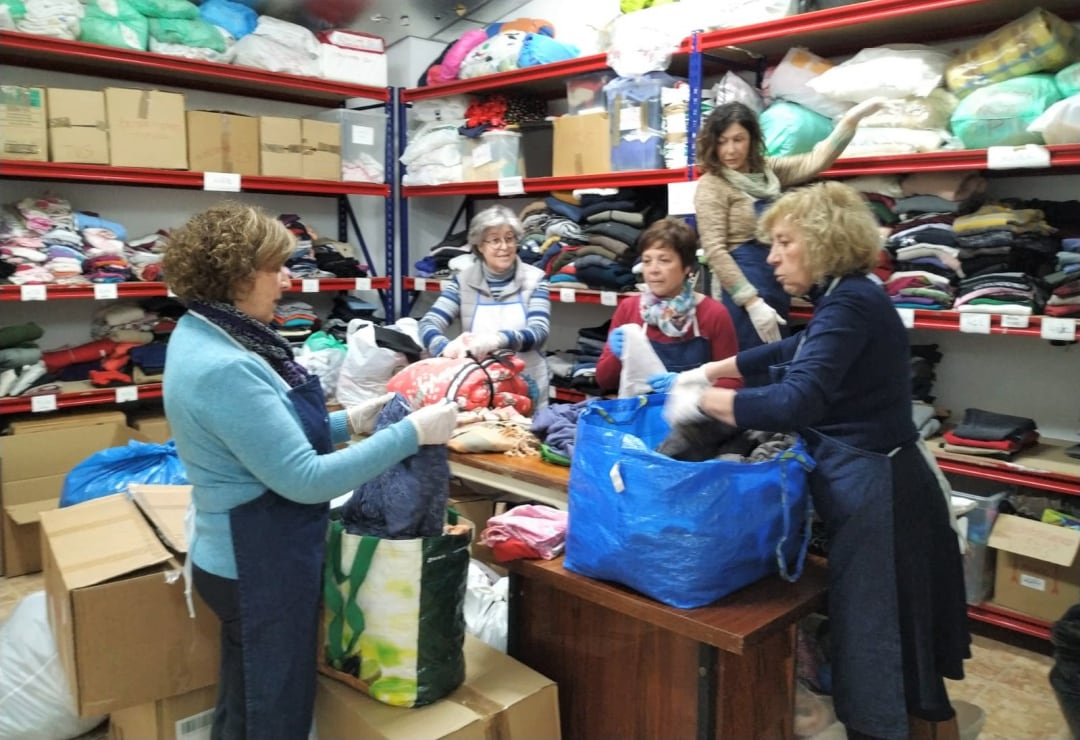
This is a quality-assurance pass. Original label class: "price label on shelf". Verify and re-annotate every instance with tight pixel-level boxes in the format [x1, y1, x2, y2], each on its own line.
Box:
[667, 181, 698, 216]
[497, 176, 525, 197]
[559, 288, 576, 303]
[301, 279, 319, 293]
[896, 308, 915, 329]
[548, 385, 557, 399]
[1001, 314, 1029, 329]
[1041, 317, 1077, 342]
[93, 283, 118, 300]
[600, 291, 618, 307]
[986, 144, 1050, 170]
[413, 278, 427, 292]
[31, 394, 57, 413]
[959, 313, 991, 334]
[203, 171, 242, 192]
[115, 386, 139, 403]
[20, 285, 46, 301]
[354, 277, 372, 291]
[439, 280, 451, 291]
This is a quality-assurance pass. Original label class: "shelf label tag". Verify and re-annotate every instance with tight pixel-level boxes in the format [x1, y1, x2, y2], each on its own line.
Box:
[413, 278, 427, 292]
[600, 291, 618, 307]
[959, 313, 991, 334]
[351, 125, 374, 146]
[1041, 317, 1077, 342]
[203, 171, 242, 192]
[93, 283, 118, 300]
[471, 142, 492, 167]
[20, 284, 46, 301]
[115, 386, 138, 403]
[497, 176, 525, 196]
[301, 279, 319, 293]
[667, 181, 697, 215]
[986, 144, 1050, 170]
[31, 394, 57, 413]
[354, 277, 372, 291]
[559, 288, 576, 303]
[548, 385, 557, 399]
[1001, 314, 1029, 329]
[896, 307, 915, 329]
[439, 280, 451, 291]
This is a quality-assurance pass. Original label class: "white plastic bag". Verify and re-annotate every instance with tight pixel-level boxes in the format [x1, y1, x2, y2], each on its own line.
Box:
[766, 47, 851, 119]
[0, 591, 105, 740]
[335, 319, 408, 407]
[712, 71, 765, 114]
[464, 560, 509, 652]
[807, 45, 950, 103]
[618, 323, 667, 398]
[1028, 95, 1080, 145]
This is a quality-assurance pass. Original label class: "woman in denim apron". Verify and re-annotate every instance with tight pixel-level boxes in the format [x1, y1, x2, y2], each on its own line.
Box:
[661, 182, 970, 740]
[595, 217, 741, 395]
[162, 203, 458, 739]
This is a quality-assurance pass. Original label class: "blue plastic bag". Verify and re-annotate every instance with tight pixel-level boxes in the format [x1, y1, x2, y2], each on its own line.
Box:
[59, 440, 188, 508]
[564, 395, 815, 609]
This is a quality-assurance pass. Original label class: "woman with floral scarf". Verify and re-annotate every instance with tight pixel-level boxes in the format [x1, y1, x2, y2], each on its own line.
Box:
[595, 217, 742, 395]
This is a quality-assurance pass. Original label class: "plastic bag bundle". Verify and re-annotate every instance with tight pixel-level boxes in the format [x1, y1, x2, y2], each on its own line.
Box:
[950, 74, 1063, 148]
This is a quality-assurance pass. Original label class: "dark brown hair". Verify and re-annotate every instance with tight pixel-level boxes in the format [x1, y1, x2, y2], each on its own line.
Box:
[695, 102, 766, 176]
[637, 217, 698, 269]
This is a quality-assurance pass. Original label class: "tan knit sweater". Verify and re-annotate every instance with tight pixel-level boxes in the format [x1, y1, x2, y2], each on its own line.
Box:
[694, 122, 858, 306]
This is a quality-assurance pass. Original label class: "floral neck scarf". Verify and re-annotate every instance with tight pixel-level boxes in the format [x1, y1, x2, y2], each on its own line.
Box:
[188, 300, 310, 388]
[639, 279, 697, 338]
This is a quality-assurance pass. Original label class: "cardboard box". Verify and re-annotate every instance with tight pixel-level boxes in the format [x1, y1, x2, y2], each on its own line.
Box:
[186, 110, 260, 176]
[259, 116, 302, 177]
[552, 112, 611, 177]
[40, 493, 220, 716]
[6, 408, 126, 434]
[109, 684, 217, 740]
[988, 513, 1080, 623]
[105, 87, 187, 169]
[301, 118, 342, 180]
[130, 411, 172, 444]
[47, 88, 109, 164]
[0, 85, 48, 161]
[0, 419, 144, 576]
[315, 635, 560, 739]
[305, 108, 386, 183]
[318, 43, 389, 87]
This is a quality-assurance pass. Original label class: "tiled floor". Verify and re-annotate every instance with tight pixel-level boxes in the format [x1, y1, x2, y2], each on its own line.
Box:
[2, 571, 1071, 739]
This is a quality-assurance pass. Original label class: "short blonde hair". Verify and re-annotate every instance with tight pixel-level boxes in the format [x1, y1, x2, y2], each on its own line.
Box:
[758, 181, 881, 284]
[163, 202, 295, 302]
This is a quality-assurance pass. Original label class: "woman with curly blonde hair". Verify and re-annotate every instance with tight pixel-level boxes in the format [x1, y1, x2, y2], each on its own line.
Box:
[162, 202, 457, 739]
[662, 182, 971, 740]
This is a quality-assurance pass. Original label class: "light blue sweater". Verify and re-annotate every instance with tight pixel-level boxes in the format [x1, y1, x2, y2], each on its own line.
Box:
[163, 312, 419, 579]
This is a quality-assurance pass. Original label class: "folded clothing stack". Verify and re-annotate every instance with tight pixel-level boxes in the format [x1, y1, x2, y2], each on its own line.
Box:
[941, 407, 1039, 459]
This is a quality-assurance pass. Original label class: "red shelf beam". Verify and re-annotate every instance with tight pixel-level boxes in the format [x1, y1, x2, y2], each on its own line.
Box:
[789, 307, 1078, 339]
[935, 459, 1080, 497]
[0, 278, 389, 302]
[401, 54, 611, 101]
[403, 277, 636, 306]
[967, 603, 1051, 641]
[402, 169, 686, 198]
[822, 145, 1080, 178]
[0, 384, 163, 415]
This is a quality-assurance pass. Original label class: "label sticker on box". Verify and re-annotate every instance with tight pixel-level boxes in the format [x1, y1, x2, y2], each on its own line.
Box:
[115, 386, 138, 403]
[471, 142, 492, 167]
[203, 171, 241, 192]
[1042, 317, 1077, 341]
[618, 105, 642, 132]
[351, 125, 375, 146]
[93, 283, 118, 300]
[20, 284, 46, 301]
[1001, 314, 1029, 329]
[1019, 573, 1047, 592]
[175, 707, 214, 740]
[896, 308, 915, 329]
[497, 176, 524, 196]
[959, 313, 990, 334]
[301, 279, 319, 293]
[31, 394, 57, 413]
[601, 291, 618, 307]
[559, 288, 576, 303]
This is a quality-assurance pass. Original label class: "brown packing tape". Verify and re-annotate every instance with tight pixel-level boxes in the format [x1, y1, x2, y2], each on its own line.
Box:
[4, 142, 42, 154]
[138, 90, 150, 120]
[221, 114, 233, 173]
[316, 142, 341, 154]
[49, 117, 72, 128]
[263, 143, 287, 153]
[96, 120, 108, 131]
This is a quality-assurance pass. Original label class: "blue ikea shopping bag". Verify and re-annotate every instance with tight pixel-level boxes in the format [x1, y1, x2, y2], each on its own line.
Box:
[564, 394, 815, 609]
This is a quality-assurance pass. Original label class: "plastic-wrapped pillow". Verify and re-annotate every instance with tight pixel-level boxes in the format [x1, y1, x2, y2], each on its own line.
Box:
[857, 88, 959, 131]
[1028, 96, 1080, 145]
[759, 100, 834, 157]
[713, 71, 765, 114]
[766, 47, 850, 119]
[806, 44, 950, 103]
[950, 74, 1063, 149]
[1057, 62, 1080, 98]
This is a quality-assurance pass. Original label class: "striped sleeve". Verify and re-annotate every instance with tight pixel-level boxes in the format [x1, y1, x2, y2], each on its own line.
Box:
[499, 281, 551, 352]
[418, 277, 462, 356]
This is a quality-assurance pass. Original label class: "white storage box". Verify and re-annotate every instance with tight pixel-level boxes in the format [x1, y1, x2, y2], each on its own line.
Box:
[306, 108, 386, 183]
[319, 43, 388, 87]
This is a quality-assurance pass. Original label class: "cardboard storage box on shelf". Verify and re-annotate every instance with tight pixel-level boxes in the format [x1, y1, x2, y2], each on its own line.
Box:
[552, 111, 611, 177]
[105, 87, 187, 169]
[318, 28, 385, 54]
[318, 43, 389, 87]
[109, 684, 217, 740]
[0, 84, 48, 161]
[306, 108, 386, 183]
[301, 118, 342, 180]
[0, 414, 143, 576]
[987, 513, 1080, 623]
[39, 489, 220, 717]
[130, 411, 172, 444]
[315, 634, 560, 739]
[46, 88, 109, 164]
[186, 110, 260, 176]
[259, 115, 302, 176]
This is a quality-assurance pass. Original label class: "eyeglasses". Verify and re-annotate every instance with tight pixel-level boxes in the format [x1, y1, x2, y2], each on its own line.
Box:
[482, 235, 517, 250]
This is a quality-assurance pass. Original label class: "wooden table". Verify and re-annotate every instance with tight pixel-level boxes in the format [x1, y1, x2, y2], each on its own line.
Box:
[450, 452, 829, 739]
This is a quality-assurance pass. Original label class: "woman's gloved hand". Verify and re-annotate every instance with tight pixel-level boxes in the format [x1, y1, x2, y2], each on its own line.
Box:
[746, 299, 787, 344]
[662, 383, 710, 427]
[441, 332, 473, 359]
[607, 326, 626, 359]
[647, 371, 676, 393]
[465, 332, 505, 360]
[346, 391, 395, 435]
[404, 399, 459, 446]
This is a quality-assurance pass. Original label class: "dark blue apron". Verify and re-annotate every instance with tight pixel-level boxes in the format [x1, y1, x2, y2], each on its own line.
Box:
[650, 319, 710, 373]
[230, 375, 331, 740]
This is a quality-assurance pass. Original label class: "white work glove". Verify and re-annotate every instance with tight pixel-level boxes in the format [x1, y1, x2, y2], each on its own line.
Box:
[464, 332, 505, 360]
[441, 332, 473, 359]
[746, 299, 787, 344]
[405, 399, 459, 446]
[672, 365, 710, 391]
[662, 382, 710, 427]
[346, 392, 395, 436]
[840, 95, 888, 127]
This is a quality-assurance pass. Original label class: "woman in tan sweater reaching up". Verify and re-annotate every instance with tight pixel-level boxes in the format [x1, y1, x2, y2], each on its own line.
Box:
[694, 99, 882, 382]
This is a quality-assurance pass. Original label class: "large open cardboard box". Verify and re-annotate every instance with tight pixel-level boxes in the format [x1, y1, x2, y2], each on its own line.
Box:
[988, 513, 1080, 623]
[40, 490, 219, 717]
[315, 634, 560, 739]
[109, 684, 217, 740]
[0, 416, 144, 576]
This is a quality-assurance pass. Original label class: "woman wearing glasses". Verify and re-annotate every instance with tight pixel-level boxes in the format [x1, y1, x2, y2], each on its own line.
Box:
[419, 204, 552, 409]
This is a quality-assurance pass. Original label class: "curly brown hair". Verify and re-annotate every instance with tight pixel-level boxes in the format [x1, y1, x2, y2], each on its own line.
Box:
[695, 102, 766, 177]
[163, 202, 295, 302]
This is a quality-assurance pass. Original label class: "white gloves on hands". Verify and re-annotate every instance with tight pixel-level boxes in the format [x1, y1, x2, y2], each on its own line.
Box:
[440, 333, 472, 359]
[464, 332, 505, 360]
[662, 383, 709, 427]
[841, 96, 888, 127]
[405, 399, 459, 446]
[346, 392, 395, 436]
[746, 299, 787, 344]
[672, 365, 710, 392]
